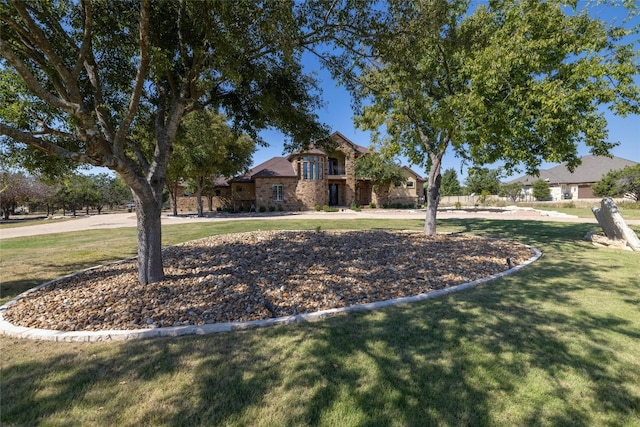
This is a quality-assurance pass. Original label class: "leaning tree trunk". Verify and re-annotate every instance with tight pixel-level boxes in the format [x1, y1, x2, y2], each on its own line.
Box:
[424, 152, 443, 236]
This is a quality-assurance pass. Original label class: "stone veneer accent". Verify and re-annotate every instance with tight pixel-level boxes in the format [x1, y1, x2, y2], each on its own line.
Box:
[254, 177, 301, 211]
[296, 178, 327, 208]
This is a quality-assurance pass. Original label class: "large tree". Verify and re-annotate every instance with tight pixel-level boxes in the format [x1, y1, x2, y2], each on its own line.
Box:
[173, 110, 254, 217]
[0, 170, 33, 219]
[349, 0, 639, 234]
[440, 168, 461, 197]
[0, 0, 362, 284]
[593, 164, 640, 201]
[354, 153, 405, 206]
[465, 167, 502, 196]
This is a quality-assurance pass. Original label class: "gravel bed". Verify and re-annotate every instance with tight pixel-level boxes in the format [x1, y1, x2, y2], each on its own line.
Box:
[3, 230, 535, 331]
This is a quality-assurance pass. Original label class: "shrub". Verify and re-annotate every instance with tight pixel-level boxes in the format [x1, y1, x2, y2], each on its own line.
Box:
[259, 206, 266, 212]
[350, 201, 361, 212]
[369, 202, 376, 208]
[322, 205, 338, 212]
[314, 204, 322, 211]
[278, 205, 284, 212]
[455, 201, 462, 209]
[269, 205, 275, 212]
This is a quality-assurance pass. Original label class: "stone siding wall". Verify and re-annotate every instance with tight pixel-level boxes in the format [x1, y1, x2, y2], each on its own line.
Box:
[255, 177, 301, 211]
[175, 188, 231, 214]
[230, 182, 256, 211]
[296, 179, 327, 209]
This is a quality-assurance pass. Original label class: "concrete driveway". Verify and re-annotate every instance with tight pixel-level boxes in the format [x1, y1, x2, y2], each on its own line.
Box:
[0, 206, 612, 240]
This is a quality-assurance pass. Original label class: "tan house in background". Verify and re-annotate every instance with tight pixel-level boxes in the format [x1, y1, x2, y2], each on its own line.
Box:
[175, 132, 425, 213]
[509, 155, 637, 201]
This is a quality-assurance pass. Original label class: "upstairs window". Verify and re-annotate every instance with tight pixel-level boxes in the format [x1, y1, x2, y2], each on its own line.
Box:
[301, 156, 323, 180]
[272, 184, 284, 201]
[406, 181, 414, 188]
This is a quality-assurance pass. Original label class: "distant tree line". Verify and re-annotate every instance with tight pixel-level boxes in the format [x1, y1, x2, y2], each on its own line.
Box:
[0, 171, 130, 220]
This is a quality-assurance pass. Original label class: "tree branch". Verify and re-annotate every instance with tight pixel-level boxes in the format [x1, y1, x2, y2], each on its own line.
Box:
[0, 39, 80, 114]
[10, 0, 82, 102]
[0, 122, 95, 165]
[113, 0, 151, 150]
[73, 0, 93, 79]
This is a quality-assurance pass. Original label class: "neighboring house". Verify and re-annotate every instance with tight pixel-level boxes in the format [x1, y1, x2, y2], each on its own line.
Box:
[175, 131, 425, 213]
[508, 155, 638, 201]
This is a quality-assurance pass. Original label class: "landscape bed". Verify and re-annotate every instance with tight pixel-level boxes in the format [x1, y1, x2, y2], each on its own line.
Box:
[2, 229, 535, 332]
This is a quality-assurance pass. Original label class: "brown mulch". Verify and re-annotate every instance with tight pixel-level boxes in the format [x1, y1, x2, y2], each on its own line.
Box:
[3, 230, 536, 331]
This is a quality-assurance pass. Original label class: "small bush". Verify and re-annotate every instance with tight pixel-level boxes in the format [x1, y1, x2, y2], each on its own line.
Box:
[314, 204, 322, 211]
[350, 202, 361, 212]
[278, 205, 284, 212]
[322, 205, 338, 212]
[259, 206, 266, 213]
[618, 201, 640, 210]
[369, 202, 376, 208]
[269, 206, 276, 212]
[455, 201, 462, 209]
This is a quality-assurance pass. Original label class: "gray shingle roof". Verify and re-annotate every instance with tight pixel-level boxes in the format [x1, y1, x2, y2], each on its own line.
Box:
[509, 155, 638, 185]
[232, 157, 296, 182]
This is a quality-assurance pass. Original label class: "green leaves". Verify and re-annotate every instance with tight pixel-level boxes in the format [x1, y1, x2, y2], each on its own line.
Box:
[350, 0, 639, 177]
[354, 153, 405, 191]
[593, 164, 640, 201]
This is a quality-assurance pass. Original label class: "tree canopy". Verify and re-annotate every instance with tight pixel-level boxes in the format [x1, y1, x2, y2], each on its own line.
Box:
[593, 164, 640, 201]
[465, 168, 502, 196]
[0, 0, 367, 283]
[440, 168, 462, 197]
[170, 110, 255, 217]
[347, 0, 640, 234]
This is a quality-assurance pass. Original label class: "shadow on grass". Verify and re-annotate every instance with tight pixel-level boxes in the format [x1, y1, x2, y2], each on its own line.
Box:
[2, 220, 639, 426]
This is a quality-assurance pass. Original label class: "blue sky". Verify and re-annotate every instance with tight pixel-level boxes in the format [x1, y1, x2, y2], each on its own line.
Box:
[254, 2, 640, 183]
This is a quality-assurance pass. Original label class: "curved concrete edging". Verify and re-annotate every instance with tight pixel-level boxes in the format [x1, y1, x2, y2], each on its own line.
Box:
[0, 245, 542, 343]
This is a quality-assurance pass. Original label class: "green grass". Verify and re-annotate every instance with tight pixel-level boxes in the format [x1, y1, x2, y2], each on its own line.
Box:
[2, 218, 640, 426]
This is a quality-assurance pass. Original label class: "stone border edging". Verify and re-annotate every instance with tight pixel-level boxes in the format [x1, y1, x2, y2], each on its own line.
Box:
[0, 245, 542, 343]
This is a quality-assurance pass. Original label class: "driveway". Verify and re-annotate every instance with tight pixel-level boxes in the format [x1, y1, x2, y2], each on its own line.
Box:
[0, 206, 615, 240]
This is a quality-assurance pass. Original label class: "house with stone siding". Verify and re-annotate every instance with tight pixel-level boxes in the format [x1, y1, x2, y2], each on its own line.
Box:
[175, 131, 425, 213]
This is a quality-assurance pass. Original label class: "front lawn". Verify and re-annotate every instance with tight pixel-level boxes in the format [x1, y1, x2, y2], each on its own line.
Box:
[1, 219, 639, 426]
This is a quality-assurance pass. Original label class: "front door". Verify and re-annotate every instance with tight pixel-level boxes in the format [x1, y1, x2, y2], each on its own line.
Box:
[329, 184, 339, 206]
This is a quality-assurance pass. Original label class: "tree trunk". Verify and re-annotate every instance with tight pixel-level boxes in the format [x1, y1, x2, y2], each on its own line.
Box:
[196, 176, 204, 217]
[424, 152, 444, 236]
[424, 172, 441, 235]
[134, 193, 165, 284]
[168, 182, 179, 216]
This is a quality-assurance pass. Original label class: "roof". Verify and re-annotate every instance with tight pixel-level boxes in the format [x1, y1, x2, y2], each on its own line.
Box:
[286, 147, 327, 161]
[288, 131, 372, 158]
[213, 176, 230, 187]
[402, 166, 426, 182]
[509, 155, 638, 185]
[329, 131, 370, 155]
[231, 157, 296, 182]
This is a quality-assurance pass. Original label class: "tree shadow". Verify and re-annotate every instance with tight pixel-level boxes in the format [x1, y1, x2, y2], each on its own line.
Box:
[2, 220, 639, 425]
